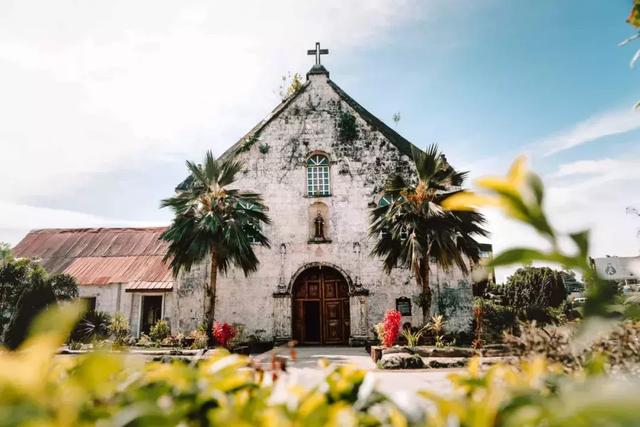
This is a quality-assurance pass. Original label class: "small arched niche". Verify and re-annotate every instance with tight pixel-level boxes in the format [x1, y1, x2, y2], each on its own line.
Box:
[308, 201, 331, 243]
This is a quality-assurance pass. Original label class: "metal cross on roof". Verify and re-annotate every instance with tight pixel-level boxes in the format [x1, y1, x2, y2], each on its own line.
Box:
[307, 42, 329, 65]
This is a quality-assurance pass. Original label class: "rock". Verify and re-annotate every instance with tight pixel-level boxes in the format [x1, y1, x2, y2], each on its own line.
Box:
[153, 355, 174, 363]
[425, 358, 467, 369]
[382, 346, 415, 355]
[428, 347, 477, 358]
[482, 344, 510, 357]
[379, 353, 425, 369]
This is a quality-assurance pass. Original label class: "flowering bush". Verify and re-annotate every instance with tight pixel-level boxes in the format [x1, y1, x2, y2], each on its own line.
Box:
[213, 321, 237, 348]
[382, 309, 402, 347]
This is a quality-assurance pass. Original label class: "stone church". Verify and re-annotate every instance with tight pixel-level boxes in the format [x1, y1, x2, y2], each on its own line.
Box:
[14, 46, 490, 344]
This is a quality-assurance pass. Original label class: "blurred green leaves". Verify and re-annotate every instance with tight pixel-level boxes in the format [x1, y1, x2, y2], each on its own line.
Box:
[443, 157, 611, 319]
[2, 287, 640, 426]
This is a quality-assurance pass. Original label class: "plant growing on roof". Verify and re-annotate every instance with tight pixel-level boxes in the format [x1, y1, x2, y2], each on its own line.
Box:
[161, 150, 271, 345]
[369, 144, 488, 323]
[277, 72, 303, 100]
[337, 110, 358, 143]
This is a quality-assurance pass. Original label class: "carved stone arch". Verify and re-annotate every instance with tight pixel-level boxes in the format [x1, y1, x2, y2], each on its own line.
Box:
[287, 262, 354, 294]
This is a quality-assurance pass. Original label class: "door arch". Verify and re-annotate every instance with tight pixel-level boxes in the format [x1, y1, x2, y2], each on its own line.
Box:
[292, 266, 350, 345]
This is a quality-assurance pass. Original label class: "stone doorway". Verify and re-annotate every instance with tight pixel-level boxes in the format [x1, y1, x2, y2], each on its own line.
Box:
[292, 266, 350, 345]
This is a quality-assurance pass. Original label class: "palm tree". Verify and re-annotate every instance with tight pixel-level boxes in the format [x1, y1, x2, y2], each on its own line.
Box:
[161, 150, 271, 343]
[369, 144, 488, 323]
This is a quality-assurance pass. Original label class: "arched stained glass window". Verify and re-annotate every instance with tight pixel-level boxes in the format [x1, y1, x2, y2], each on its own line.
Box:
[307, 155, 330, 196]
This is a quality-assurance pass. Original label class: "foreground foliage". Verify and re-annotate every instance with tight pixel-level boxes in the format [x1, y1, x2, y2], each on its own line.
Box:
[2, 303, 640, 427]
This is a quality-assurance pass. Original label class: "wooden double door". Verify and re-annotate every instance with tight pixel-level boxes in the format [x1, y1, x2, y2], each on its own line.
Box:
[292, 267, 350, 345]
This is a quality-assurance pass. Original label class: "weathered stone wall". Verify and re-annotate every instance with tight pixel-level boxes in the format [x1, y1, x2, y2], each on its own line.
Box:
[175, 71, 474, 340]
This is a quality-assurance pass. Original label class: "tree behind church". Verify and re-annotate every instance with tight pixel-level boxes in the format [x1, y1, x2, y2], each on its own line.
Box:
[369, 144, 488, 323]
[161, 151, 271, 345]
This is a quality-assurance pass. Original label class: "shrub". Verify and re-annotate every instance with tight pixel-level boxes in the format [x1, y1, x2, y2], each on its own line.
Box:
[109, 312, 130, 345]
[381, 310, 402, 347]
[189, 328, 208, 349]
[213, 321, 237, 349]
[136, 333, 156, 348]
[1, 258, 78, 342]
[505, 321, 640, 375]
[427, 314, 446, 347]
[479, 300, 517, 343]
[68, 341, 82, 351]
[4, 278, 57, 349]
[400, 326, 425, 348]
[162, 332, 186, 348]
[72, 310, 111, 343]
[504, 266, 568, 313]
[149, 319, 170, 342]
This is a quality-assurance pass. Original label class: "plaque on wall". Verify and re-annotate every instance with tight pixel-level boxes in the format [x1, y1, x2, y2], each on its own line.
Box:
[396, 297, 411, 316]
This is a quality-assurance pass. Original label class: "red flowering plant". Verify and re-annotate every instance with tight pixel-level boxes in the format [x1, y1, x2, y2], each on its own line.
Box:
[382, 310, 402, 347]
[213, 322, 237, 349]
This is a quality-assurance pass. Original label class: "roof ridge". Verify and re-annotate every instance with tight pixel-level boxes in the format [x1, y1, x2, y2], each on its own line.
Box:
[27, 226, 169, 234]
[219, 81, 312, 159]
[325, 79, 419, 157]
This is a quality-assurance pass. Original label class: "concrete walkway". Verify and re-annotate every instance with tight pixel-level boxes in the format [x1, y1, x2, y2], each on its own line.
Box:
[257, 346, 460, 395]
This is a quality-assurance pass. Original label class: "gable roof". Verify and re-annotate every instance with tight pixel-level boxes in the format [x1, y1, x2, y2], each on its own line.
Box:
[325, 79, 418, 157]
[219, 81, 312, 159]
[13, 227, 174, 288]
[220, 70, 419, 160]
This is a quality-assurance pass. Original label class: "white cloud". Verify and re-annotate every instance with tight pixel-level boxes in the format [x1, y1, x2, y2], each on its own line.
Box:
[551, 158, 621, 178]
[1, 0, 452, 243]
[478, 154, 640, 282]
[537, 108, 640, 156]
[0, 1, 418, 199]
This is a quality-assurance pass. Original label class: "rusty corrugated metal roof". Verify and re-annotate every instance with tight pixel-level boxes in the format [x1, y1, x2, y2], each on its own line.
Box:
[13, 227, 175, 288]
[125, 281, 174, 292]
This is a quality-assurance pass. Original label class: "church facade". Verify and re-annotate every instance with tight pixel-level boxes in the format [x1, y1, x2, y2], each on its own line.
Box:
[13, 55, 487, 344]
[176, 59, 482, 344]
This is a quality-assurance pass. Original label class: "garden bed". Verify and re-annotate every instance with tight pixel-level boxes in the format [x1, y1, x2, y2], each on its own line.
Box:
[370, 345, 514, 370]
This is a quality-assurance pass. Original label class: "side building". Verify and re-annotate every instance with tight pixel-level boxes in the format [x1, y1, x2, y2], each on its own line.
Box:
[12, 227, 184, 336]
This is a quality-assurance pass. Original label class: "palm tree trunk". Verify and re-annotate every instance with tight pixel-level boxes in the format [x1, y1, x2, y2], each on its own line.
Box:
[421, 259, 431, 325]
[206, 250, 218, 347]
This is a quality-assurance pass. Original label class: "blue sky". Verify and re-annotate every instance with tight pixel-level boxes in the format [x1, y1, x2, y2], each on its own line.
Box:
[0, 0, 638, 280]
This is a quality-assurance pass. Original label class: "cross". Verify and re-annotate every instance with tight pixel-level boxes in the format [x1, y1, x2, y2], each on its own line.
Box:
[307, 42, 329, 65]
